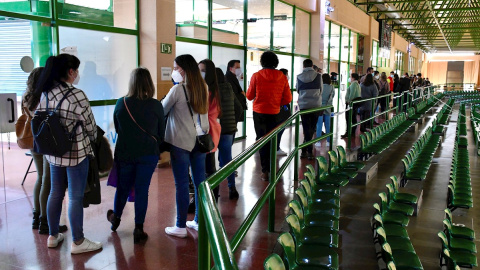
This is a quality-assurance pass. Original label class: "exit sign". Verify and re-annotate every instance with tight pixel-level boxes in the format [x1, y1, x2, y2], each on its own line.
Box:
[161, 43, 172, 54]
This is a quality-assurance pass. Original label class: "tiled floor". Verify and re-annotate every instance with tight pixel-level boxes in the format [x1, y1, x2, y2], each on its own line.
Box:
[0, 102, 479, 270]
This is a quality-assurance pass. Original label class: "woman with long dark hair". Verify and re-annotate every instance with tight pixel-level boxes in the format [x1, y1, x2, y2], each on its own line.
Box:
[34, 54, 101, 253]
[359, 73, 378, 131]
[162, 54, 209, 238]
[106, 67, 165, 243]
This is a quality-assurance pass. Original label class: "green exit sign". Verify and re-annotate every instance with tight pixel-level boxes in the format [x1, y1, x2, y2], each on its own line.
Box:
[161, 43, 172, 54]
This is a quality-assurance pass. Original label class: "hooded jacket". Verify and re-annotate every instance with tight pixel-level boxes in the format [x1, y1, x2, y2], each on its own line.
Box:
[246, 68, 292, 114]
[296, 67, 322, 110]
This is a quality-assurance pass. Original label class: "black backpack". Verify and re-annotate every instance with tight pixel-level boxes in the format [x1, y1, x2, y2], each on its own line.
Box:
[31, 87, 82, 157]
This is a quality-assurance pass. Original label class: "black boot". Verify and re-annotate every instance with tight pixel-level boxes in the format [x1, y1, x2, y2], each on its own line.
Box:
[107, 209, 121, 232]
[229, 187, 239, 200]
[32, 210, 40, 229]
[39, 216, 68, 234]
[187, 197, 196, 213]
[133, 224, 148, 244]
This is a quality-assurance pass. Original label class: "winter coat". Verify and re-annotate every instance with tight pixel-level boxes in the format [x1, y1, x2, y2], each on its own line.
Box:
[218, 81, 237, 135]
[296, 67, 323, 110]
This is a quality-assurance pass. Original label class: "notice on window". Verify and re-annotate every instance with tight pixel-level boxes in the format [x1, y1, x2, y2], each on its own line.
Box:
[161, 67, 172, 81]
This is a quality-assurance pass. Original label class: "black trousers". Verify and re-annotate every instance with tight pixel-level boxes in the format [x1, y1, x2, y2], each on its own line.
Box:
[360, 110, 372, 131]
[253, 112, 279, 173]
[300, 111, 320, 154]
[205, 152, 219, 200]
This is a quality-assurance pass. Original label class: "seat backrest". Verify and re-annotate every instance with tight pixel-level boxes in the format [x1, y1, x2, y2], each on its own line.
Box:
[277, 233, 297, 270]
[360, 134, 367, 149]
[381, 243, 394, 265]
[305, 164, 315, 178]
[300, 180, 312, 198]
[337, 146, 347, 167]
[295, 188, 308, 208]
[263, 254, 286, 270]
[444, 208, 453, 223]
[328, 150, 340, 173]
[379, 192, 389, 211]
[390, 176, 399, 193]
[316, 156, 329, 179]
[376, 227, 387, 242]
[285, 214, 302, 236]
[288, 200, 304, 221]
[438, 231, 449, 248]
[401, 158, 409, 173]
[304, 172, 315, 188]
[385, 184, 396, 202]
[373, 203, 382, 215]
[443, 219, 452, 231]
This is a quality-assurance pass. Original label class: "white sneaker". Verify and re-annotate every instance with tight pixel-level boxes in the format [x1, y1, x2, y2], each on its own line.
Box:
[186, 220, 199, 231]
[165, 226, 187, 238]
[71, 238, 102, 254]
[47, 233, 64, 248]
[314, 142, 322, 147]
[277, 149, 287, 156]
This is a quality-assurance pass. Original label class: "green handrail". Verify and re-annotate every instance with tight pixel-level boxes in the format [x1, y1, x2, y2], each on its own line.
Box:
[197, 104, 334, 270]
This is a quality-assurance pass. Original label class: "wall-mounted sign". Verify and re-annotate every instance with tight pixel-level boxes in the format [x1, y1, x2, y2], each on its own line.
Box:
[379, 20, 392, 50]
[161, 43, 172, 54]
[161, 67, 172, 81]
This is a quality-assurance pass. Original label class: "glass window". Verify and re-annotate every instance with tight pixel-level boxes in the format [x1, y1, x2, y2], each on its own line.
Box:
[277, 53, 293, 86]
[329, 23, 340, 61]
[59, 26, 138, 100]
[247, 0, 271, 49]
[372, 40, 378, 68]
[0, 0, 50, 17]
[0, 18, 52, 96]
[273, 1, 293, 53]
[350, 32, 356, 65]
[341, 27, 349, 63]
[324, 21, 330, 71]
[57, 0, 136, 29]
[91, 105, 116, 146]
[295, 9, 309, 55]
[212, 0, 244, 45]
[176, 41, 208, 64]
[176, 0, 208, 40]
[211, 46, 244, 88]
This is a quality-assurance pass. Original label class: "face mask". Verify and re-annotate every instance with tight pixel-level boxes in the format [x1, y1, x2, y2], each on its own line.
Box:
[375, 75, 379, 79]
[171, 70, 183, 83]
[235, 68, 242, 77]
[287, 75, 290, 81]
[390, 75, 394, 78]
[200, 71, 206, 79]
[73, 74, 80, 85]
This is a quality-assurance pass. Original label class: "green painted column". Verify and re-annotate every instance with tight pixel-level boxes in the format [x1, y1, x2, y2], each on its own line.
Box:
[31, 1, 52, 66]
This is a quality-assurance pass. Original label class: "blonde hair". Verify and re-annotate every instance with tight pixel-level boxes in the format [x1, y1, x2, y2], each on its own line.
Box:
[175, 54, 208, 114]
[127, 67, 155, 100]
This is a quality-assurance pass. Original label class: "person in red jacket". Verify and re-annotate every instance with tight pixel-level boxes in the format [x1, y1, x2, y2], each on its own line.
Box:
[246, 51, 292, 181]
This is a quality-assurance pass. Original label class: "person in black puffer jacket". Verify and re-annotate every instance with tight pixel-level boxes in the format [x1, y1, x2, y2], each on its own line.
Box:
[215, 68, 239, 200]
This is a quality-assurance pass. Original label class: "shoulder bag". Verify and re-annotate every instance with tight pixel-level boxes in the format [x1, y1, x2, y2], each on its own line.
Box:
[182, 85, 214, 153]
[16, 107, 34, 149]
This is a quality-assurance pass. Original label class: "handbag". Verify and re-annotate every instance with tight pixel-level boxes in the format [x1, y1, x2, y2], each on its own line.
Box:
[107, 161, 135, 202]
[15, 106, 34, 149]
[182, 85, 214, 153]
[31, 87, 83, 156]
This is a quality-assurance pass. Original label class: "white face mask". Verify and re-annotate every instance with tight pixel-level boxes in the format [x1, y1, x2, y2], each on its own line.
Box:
[390, 75, 394, 78]
[287, 75, 290, 81]
[235, 68, 242, 77]
[73, 74, 80, 85]
[171, 70, 184, 83]
[200, 71, 206, 79]
[375, 75, 380, 79]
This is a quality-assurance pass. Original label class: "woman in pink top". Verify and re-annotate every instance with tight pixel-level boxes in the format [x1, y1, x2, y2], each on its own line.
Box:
[198, 59, 222, 199]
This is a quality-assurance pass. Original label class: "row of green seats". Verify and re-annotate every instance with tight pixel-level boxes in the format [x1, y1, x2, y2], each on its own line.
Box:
[265, 146, 364, 269]
[401, 127, 441, 184]
[359, 113, 415, 160]
[372, 176, 422, 269]
[437, 99, 455, 125]
[471, 105, 480, 155]
[448, 127, 472, 212]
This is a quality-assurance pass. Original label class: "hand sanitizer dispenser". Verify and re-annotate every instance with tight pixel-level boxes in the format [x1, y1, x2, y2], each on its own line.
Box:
[0, 93, 18, 133]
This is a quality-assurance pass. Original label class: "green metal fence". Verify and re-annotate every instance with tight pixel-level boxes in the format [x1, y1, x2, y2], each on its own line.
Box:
[196, 105, 334, 270]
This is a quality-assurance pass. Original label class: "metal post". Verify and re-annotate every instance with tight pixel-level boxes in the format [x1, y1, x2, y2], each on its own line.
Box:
[329, 108, 334, 151]
[370, 97, 374, 128]
[294, 115, 300, 182]
[347, 105, 352, 149]
[386, 94, 390, 120]
[198, 204, 211, 269]
[268, 134, 277, 232]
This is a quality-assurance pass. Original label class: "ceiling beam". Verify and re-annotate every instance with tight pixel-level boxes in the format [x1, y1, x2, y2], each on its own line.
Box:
[383, 15, 478, 21]
[396, 26, 480, 31]
[368, 7, 480, 14]
[354, 0, 426, 5]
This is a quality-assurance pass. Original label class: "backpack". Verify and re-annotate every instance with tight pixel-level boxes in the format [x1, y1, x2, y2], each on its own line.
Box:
[379, 81, 388, 95]
[15, 107, 34, 149]
[31, 87, 82, 157]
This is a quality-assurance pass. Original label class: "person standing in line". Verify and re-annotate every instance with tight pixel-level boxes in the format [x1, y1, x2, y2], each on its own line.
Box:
[316, 73, 335, 147]
[388, 71, 394, 92]
[106, 67, 165, 244]
[393, 73, 400, 110]
[296, 59, 322, 159]
[198, 59, 222, 201]
[378, 73, 390, 113]
[397, 72, 411, 112]
[34, 54, 101, 253]
[23, 67, 69, 235]
[359, 73, 378, 132]
[276, 68, 291, 157]
[360, 67, 374, 84]
[225, 60, 247, 131]
[246, 51, 292, 181]
[215, 68, 239, 199]
[341, 73, 362, 139]
[162, 54, 209, 237]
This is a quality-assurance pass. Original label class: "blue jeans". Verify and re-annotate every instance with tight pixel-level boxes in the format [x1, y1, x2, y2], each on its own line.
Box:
[170, 145, 206, 227]
[114, 155, 159, 225]
[218, 134, 235, 188]
[316, 113, 331, 142]
[48, 158, 89, 241]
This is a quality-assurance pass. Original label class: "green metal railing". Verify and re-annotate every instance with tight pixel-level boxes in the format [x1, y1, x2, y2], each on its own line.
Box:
[196, 105, 334, 270]
[345, 86, 437, 149]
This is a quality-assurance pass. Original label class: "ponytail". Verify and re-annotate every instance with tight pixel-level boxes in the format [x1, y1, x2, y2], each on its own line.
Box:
[34, 54, 81, 96]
